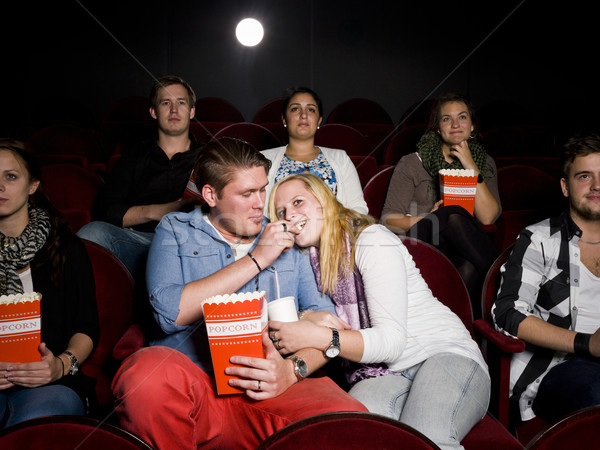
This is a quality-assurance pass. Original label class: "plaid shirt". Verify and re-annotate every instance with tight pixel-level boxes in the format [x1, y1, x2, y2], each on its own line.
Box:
[492, 211, 587, 421]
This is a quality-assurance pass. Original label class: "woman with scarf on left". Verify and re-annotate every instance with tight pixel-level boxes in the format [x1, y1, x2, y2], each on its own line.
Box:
[267, 173, 490, 450]
[0, 140, 99, 429]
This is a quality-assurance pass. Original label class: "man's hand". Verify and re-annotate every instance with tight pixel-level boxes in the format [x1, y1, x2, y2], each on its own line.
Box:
[226, 330, 297, 400]
[123, 197, 200, 227]
[250, 221, 295, 269]
[155, 198, 199, 219]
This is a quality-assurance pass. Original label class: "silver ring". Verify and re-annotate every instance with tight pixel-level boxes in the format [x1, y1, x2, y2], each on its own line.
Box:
[257, 380, 262, 391]
[282, 223, 287, 232]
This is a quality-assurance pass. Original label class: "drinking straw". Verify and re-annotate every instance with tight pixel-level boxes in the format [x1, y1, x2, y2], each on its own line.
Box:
[274, 269, 281, 299]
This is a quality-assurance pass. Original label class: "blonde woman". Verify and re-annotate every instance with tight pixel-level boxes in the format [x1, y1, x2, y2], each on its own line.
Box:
[268, 173, 490, 450]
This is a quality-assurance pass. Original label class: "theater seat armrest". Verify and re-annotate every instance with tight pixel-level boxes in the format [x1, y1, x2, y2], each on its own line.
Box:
[480, 223, 496, 233]
[112, 323, 146, 361]
[473, 319, 526, 353]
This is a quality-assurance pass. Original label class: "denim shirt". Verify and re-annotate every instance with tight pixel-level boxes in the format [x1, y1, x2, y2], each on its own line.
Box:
[146, 208, 334, 371]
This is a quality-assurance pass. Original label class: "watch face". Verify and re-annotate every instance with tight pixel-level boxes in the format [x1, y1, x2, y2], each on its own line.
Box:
[326, 346, 340, 358]
[296, 358, 308, 378]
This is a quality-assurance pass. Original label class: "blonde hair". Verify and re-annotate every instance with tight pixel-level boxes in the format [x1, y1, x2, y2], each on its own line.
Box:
[268, 173, 376, 295]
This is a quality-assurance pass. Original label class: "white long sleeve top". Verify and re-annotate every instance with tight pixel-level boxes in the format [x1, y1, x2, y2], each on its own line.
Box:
[355, 224, 488, 375]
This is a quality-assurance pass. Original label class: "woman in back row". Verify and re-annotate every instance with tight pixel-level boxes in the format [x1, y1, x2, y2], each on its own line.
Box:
[381, 93, 501, 316]
[261, 86, 368, 215]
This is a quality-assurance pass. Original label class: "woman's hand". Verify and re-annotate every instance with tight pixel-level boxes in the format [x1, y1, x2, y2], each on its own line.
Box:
[1, 342, 63, 389]
[268, 320, 333, 355]
[299, 310, 351, 329]
[449, 140, 477, 171]
[227, 330, 297, 400]
[430, 199, 444, 214]
[0, 362, 15, 390]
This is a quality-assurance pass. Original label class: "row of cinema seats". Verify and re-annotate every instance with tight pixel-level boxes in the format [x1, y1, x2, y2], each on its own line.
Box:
[2, 405, 600, 449]
[38, 150, 565, 256]
[17, 94, 563, 175]
[25, 117, 561, 197]
[25, 97, 564, 246]
[0, 234, 596, 448]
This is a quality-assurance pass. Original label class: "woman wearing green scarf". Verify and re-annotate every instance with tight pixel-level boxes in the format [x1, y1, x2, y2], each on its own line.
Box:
[381, 94, 500, 318]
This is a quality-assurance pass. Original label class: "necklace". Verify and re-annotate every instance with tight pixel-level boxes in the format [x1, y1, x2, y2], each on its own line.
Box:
[229, 240, 242, 257]
[579, 238, 600, 245]
[285, 145, 319, 163]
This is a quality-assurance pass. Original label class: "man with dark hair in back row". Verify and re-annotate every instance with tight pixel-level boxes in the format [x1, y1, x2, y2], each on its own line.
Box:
[493, 130, 600, 424]
[111, 138, 366, 449]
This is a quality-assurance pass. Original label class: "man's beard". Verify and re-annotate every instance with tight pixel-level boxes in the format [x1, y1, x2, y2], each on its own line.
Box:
[571, 197, 600, 221]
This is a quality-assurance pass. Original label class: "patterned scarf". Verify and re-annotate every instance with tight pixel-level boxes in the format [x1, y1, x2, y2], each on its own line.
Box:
[417, 131, 491, 199]
[0, 207, 51, 295]
[309, 243, 402, 387]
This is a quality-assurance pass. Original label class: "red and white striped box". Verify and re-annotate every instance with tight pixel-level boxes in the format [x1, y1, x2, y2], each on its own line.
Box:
[203, 291, 267, 395]
[439, 169, 478, 215]
[0, 292, 42, 363]
[182, 170, 205, 203]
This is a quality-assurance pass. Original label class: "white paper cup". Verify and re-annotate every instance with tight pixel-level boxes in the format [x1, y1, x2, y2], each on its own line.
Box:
[268, 296, 298, 322]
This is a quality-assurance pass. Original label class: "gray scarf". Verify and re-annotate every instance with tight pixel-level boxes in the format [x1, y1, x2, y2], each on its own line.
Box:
[0, 207, 51, 295]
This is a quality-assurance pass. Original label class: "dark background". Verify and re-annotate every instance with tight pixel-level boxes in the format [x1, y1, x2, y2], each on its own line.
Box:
[2, 1, 598, 144]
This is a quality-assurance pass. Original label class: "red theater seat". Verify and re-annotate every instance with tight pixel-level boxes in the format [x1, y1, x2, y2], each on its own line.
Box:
[0, 415, 152, 449]
[80, 240, 141, 415]
[363, 166, 394, 220]
[41, 164, 104, 233]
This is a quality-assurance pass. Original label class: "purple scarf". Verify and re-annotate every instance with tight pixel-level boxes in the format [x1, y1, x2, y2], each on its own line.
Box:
[309, 245, 402, 386]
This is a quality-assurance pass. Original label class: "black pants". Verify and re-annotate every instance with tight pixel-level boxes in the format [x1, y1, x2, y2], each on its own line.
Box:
[407, 205, 498, 319]
[532, 357, 600, 423]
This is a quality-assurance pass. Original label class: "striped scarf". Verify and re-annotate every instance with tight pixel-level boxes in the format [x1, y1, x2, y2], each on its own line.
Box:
[0, 207, 51, 295]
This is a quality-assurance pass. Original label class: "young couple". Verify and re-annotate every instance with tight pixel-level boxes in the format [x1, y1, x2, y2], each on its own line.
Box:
[112, 137, 489, 450]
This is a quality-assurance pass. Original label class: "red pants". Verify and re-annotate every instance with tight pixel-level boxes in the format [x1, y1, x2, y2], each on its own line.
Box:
[112, 346, 367, 449]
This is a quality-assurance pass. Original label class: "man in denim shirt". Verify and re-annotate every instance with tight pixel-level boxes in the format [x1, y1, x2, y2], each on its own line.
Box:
[111, 138, 366, 449]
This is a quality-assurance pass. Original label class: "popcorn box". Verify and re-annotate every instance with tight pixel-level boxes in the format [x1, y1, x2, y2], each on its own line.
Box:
[203, 291, 267, 395]
[182, 170, 205, 203]
[0, 292, 42, 363]
[439, 169, 478, 215]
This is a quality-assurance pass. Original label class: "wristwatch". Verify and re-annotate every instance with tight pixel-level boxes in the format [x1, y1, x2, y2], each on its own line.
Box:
[288, 356, 307, 382]
[325, 328, 341, 358]
[63, 351, 79, 376]
[477, 173, 484, 183]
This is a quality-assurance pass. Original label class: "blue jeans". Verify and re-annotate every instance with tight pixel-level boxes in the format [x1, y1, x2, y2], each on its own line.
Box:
[0, 385, 85, 429]
[533, 356, 600, 423]
[76, 221, 153, 280]
[348, 353, 490, 450]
